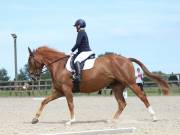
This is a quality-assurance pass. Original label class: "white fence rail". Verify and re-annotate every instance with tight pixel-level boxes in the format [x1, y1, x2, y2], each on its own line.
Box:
[0, 79, 52, 90]
[0, 79, 179, 91]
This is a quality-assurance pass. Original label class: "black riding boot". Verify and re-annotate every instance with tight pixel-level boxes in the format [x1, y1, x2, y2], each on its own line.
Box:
[74, 62, 81, 82]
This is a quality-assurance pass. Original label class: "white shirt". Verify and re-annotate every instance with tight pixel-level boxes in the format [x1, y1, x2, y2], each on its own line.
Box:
[135, 71, 143, 83]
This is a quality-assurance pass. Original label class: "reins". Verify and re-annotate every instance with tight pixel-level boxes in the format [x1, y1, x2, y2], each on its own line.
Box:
[36, 55, 70, 74]
[46, 55, 70, 67]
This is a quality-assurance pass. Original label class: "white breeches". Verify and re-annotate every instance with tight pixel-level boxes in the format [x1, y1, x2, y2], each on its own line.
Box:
[74, 51, 94, 63]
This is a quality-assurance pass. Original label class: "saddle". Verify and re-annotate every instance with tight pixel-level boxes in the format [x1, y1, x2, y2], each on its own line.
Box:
[66, 54, 96, 72]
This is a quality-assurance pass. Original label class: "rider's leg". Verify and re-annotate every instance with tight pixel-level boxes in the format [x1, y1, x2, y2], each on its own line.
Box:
[74, 61, 81, 81]
[73, 51, 93, 81]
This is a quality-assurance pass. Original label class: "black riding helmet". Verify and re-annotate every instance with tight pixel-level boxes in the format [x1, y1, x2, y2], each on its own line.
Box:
[73, 19, 86, 28]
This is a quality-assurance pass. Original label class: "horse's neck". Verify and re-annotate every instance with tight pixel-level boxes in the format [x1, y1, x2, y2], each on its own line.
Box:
[40, 53, 68, 76]
[40, 53, 66, 66]
[45, 55, 68, 82]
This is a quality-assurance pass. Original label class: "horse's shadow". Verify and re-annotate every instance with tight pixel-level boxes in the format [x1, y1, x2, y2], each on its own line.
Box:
[34, 119, 108, 125]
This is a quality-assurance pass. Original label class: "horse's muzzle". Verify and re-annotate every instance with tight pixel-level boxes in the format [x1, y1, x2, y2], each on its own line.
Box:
[29, 74, 40, 81]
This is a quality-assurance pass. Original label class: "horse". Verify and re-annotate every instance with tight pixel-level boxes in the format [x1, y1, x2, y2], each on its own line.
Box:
[28, 46, 169, 125]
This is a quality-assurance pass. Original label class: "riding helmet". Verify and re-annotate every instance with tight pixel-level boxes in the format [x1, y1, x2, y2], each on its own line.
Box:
[73, 19, 86, 28]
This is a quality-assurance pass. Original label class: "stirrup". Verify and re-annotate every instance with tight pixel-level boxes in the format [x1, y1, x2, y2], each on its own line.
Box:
[72, 74, 80, 81]
[75, 75, 81, 82]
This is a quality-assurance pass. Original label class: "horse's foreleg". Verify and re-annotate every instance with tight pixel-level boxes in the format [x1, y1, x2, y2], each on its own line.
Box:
[112, 84, 126, 122]
[32, 90, 62, 124]
[62, 85, 75, 125]
[129, 83, 157, 121]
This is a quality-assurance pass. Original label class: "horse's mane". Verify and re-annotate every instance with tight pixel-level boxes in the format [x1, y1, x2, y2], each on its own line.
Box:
[36, 46, 66, 58]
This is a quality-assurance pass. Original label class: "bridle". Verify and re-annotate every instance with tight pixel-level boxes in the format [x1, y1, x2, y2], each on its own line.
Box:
[29, 55, 70, 80]
[28, 55, 43, 80]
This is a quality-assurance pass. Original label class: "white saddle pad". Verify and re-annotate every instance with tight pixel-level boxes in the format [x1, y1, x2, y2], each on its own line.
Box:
[66, 56, 96, 72]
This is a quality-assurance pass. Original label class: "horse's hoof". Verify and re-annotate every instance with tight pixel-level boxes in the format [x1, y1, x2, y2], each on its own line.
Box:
[152, 116, 157, 122]
[65, 121, 72, 126]
[106, 119, 118, 124]
[32, 118, 39, 124]
[106, 119, 112, 123]
[112, 119, 118, 124]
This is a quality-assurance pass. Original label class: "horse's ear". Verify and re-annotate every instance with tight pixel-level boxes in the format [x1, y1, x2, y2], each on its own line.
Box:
[28, 47, 33, 56]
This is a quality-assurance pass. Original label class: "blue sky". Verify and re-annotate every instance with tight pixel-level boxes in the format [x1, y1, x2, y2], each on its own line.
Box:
[0, 0, 180, 79]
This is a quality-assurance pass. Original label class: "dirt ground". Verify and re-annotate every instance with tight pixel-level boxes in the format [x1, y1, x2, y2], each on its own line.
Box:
[0, 96, 180, 135]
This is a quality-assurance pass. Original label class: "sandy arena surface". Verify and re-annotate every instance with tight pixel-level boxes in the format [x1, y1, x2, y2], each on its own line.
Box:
[0, 96, 180, 135]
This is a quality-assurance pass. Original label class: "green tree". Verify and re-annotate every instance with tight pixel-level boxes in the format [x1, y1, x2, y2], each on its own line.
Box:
[152, 71, 168, 80]
[0, 68, 10, 81]
[17, 64, 30, 80]
[152, 71, 166, 76]
[17, 64, 51, 80]
[143, 71, 168, 82]
[98, 52, 119, 57]
[41, 70, 51, 79]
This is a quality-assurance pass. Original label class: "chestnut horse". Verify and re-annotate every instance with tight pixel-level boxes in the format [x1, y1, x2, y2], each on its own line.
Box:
[28, 46, 169, 125]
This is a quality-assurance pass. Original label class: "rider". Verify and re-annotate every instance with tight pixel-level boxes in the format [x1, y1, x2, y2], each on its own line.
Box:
[71, 19, 93, 82]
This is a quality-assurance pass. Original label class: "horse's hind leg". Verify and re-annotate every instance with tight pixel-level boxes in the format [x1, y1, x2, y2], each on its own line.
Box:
[112, 83, 126, 121]
[129, 83, 157, 121]
[32, 90, 63, 124]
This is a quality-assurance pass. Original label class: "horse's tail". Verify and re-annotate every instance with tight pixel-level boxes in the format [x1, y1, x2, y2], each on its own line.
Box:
[129, 58, 169, 95]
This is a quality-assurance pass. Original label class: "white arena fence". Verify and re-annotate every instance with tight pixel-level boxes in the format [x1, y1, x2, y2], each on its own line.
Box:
[0, 79, 179, 91]
[0, 73, 179, 95]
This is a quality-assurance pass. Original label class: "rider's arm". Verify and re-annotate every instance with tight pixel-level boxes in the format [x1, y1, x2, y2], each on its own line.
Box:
[71, 32, 83, 52]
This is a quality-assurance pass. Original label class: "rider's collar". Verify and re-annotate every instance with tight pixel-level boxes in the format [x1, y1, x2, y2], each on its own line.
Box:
[79, 28, 85, 31]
